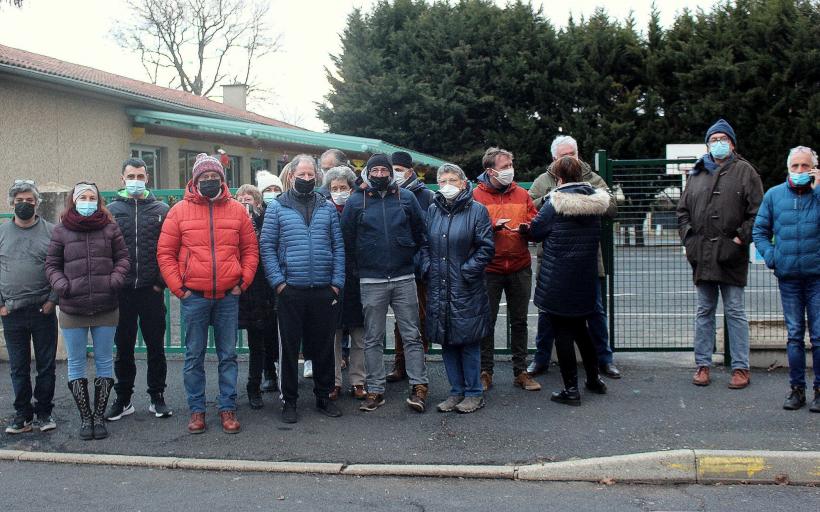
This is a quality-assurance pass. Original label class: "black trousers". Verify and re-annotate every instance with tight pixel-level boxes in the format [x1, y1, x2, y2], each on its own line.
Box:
[246, 310, 279, 392]
[114, 287, 168, 399]
[277, 286, 337, 404]
[548, 314, 600, 388]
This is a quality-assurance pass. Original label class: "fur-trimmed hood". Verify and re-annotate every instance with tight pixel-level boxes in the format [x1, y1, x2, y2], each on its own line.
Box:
[547, 183, 611, 216]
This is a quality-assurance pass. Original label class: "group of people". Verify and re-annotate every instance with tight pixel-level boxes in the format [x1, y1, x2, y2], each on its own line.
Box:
[2, 121, 817, 441]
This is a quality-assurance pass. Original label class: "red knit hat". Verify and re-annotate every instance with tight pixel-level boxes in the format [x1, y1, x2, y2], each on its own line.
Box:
[192, 153, 226, 182]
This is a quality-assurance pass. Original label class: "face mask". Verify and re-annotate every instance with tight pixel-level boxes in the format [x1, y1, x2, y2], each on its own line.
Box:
[495, 168, 514, 186]
[440, 184, 460, 200]
[262, 191, 280, 203]
[709, 140, 732, 160]
[293, 177, 315, 195]
[125, 179, 146, 197]
[393, 171, 408, 187]
[14, 202, 35, 221]
[369, 175, 391, 191]
[198, 179, 222, 199]
[76, 201, 98, 217]
[331, 190, 351, 205]
[789, 172, 812, 186]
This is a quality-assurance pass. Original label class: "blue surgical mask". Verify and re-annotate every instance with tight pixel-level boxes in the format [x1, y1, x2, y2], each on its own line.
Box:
[789, 172, 811, 186]
[709, 140, 732, 160]
[263, 191, 280, 203]
[76, 201, 98, 216]
[125, 179, 146, 197]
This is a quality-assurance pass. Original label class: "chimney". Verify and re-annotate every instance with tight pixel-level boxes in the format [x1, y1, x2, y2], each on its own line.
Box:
[222, 84, 248, 111]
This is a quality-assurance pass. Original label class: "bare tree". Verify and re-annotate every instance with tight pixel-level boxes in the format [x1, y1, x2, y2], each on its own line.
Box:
[113, 0, 280, 98]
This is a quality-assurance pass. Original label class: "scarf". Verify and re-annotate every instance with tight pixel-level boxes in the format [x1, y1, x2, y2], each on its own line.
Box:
[61, 208, 111, 232]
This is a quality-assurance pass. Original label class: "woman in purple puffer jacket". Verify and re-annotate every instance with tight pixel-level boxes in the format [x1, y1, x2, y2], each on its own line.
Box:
[46, 182, 129, 440]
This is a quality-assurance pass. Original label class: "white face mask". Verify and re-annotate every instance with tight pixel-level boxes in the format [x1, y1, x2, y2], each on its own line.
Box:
[393, 171, 408, 187]
[263, 191, 280, 203]
[495, 168, 514, 186]
[439, 184, 461, 200]
[331, 190, 351, 205]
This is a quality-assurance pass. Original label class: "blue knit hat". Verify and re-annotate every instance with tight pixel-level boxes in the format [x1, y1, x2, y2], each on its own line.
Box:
[705, 119, 737, 145]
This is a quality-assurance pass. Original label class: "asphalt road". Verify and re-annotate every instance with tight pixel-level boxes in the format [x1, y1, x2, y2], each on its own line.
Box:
[1, 461, 818, 512]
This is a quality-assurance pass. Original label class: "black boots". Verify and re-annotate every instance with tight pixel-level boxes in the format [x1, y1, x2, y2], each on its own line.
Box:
[68, 379, 94, 440]
[811, 387, 820, 413]
[551, 387, 581, 405]
[783, 386, 806, 410]
[92, 377, 114, 439]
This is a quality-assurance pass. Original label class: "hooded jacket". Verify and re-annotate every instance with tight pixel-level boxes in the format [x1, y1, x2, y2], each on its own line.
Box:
[157, 180, 259, 299]
[108, 189, 169, 289]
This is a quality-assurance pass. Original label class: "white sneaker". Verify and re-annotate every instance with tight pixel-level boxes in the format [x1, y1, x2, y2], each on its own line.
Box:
[303, 360, 313, 378]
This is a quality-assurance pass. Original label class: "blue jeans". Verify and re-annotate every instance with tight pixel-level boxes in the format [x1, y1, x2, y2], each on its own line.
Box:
[778, 277, 820, 389]
[442, 342, 482, 397]
[181, 292, 239, 413]
[694, 282, 749, 370]
[62, 325, 116, 381]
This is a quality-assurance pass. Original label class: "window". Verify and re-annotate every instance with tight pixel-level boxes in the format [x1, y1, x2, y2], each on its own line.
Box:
[130, 145, 161, 187]
[251, 158, 271, 174]
[179, 151, 241, 187]
[224, 155, 241, 186]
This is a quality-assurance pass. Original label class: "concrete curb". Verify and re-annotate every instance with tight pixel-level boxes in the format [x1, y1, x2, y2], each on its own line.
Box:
[0, 449, 818, 485]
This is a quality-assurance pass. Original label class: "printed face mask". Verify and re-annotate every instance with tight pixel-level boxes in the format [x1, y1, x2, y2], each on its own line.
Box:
[76, 201, 98, 216]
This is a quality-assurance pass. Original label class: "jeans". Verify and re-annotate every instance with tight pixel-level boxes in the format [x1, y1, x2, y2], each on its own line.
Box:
[181, 292, 239, 413]
[442, 342, 482, 397]
[2, 305, 58, 418]
[63, 325, 116, 381]
[361, 279, 428, 394]
[482, 267, 532, 375]
[393, 279, 429, 358]
[114, 287, 168, 400]
[694, 282, 750, 370]
[778, 277, 820, 389]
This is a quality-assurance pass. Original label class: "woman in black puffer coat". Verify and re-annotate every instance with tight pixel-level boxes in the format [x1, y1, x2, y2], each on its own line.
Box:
[423, 164, 494, 414]
[530, 157, 611, 406]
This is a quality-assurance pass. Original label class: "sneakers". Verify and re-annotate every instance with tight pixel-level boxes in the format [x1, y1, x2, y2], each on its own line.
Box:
[149, 393, 173, 418]
[350, 384, 367, 400]
[359, 393, 385, 412]
[316, 398, 343, 417]
[5, 415, 33, 434]
[455, 396, 485, 414]
[105, 398, 135, 421]
[282, 402, 298, 424]
[436, 395, 463, 413]
[514, 372, 542, 391]
[407, 384, 428, 413]
[692, 366, 710, 386]
[187, 412, 206, 434]
[480, 371, 493, 391]
[728, 369, 750, 389]
[527, 360, 548, 376]
[303, 360, 313, 378]
[783, 386, 806, 410]
[550, 387, 581, 406]
[219, 410, 241, 434]
[37, 415, 57, 432]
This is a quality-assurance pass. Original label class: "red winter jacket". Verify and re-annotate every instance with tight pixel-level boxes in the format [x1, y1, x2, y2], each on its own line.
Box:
[157, 181, 259, 299]
[472, 176, 537, 274]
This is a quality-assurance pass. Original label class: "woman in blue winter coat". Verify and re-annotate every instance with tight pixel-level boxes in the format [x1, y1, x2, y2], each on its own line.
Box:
[530, 156, 610, 406]
[752, 146, 820, 413]
[423, 164, 494, 414]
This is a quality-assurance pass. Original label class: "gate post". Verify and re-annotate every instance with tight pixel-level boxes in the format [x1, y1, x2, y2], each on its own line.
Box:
[595, 150, 616, 352]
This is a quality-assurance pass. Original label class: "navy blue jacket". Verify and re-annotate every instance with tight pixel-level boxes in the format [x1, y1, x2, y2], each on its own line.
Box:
[423, 185, 494, 346]
[404, 176, 435, 278]
[340, 182, 427, 280]
[530, 183, 611, 317]
[752, 181, 820, 280]
[108, 190, 169, 288]
[260, 190, 345, 290]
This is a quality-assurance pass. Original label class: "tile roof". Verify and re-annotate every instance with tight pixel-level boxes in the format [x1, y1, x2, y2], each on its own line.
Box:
[0, 43, 303, 130]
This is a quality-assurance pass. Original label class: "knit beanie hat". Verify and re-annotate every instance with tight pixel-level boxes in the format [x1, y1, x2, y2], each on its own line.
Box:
[192, 153, 226, 182]
[256, 170, 283, 192]
[704, 119, 737, 146]
[390, 151, 413, 168]
[366, 153, 393, 176]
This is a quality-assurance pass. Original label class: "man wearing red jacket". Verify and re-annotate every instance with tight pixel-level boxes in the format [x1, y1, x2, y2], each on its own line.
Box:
[472, 147, 540, 392]
[158, 153, 258, 435]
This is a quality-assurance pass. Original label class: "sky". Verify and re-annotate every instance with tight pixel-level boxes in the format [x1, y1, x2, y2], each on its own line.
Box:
[0, 0, 716, 131]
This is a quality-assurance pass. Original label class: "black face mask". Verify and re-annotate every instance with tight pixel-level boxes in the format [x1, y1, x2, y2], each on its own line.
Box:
[14, 202, 35, 221]
[198, 179, 222, 199]
[293, 177, 316, 195]
[369, 175, 391, 191]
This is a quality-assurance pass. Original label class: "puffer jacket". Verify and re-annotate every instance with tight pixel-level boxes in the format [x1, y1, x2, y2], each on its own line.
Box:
[404, 175, 435, 278]
[677, 155, 763, 287]
[260, 190, 344, 290]
[157, 181, 259, 299]
[340, 182, 426, 280]
[45, 221, 130, 316]
[108, 189, 169, 289]
[752, 181, 820, 280]
[423, 184, 494, 346]
[472, 173, 537, 274]
[530, 183, 611, 317]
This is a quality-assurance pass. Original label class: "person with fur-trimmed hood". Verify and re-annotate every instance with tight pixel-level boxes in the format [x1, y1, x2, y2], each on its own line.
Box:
[529, 156, 610, 406]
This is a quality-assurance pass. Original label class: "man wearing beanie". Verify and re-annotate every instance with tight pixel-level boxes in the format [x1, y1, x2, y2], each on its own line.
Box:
[677, 119, 763, 390]
[385, 151, 434, 383]
[341, 153, 430, 412]
[158, 153, 259, 434]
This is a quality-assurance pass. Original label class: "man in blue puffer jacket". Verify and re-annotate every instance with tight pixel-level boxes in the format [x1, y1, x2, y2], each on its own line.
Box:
[260, 154, 345, 424]
[753, 146, 820, 412]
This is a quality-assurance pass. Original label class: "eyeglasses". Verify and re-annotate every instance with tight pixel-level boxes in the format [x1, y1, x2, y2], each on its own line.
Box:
[13, 179, 35, 185]
[437, 178, 462, 186]
[708, 136, 731, 144]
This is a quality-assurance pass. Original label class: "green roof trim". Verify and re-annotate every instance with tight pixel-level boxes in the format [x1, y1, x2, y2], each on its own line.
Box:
[127, 109, 449, 168]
